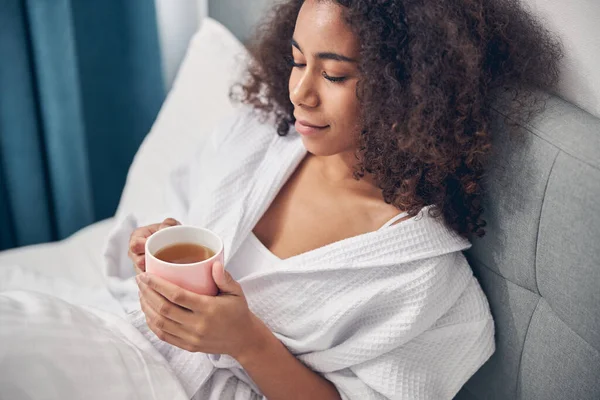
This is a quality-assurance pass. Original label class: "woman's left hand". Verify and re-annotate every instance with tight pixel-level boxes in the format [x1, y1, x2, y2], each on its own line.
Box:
[136, 262, 264, 359]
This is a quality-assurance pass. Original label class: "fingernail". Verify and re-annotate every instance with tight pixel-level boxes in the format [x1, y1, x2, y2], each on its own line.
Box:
[135, 275, 140, 284]
[140, 274, 149, 283]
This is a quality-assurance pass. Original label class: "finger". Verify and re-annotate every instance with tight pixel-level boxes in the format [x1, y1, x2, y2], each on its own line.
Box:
[147, 320, 198, 353]
[212, 262, 242, 296]
[129, 219, 179, 254]
[138, 277, 194, 325]
[140, 297, 201, 352]
[130, 224, 161, 248]
[140, 296, 187, 338]
[133, 254, 146, 271]
[129, 228, 148, 250]
[159, 218, 180, 230]
[128, 248, 146, 269]
[160, 332, 198, 353]
[129, 236, 147, 255]
[140, 273, 210, 311]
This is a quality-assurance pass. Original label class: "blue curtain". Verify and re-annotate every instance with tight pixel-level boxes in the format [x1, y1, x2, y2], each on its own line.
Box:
[0, 0, 165, 250]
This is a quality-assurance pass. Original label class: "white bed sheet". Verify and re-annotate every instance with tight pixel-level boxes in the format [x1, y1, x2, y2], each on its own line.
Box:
[0, 218, 114, 288]
[0, 214, 192, 400]
[0, 290, 189, 400]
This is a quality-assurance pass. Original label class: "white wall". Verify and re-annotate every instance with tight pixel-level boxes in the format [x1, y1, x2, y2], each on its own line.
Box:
[154, 0, 271, 90]
[154, 0, 207, 90]
[526, 0, 600, 118]
[208, 0, 272, 43]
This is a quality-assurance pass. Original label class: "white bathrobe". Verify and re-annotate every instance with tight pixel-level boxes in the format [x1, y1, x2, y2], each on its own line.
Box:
[105, 107, 495, 400]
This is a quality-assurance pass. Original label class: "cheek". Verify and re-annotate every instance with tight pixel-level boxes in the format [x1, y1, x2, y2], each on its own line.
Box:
[330, 85, 361, 131]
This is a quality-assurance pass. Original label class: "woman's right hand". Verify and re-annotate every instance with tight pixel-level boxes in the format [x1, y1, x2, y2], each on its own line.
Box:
[128, 218, 180, 275]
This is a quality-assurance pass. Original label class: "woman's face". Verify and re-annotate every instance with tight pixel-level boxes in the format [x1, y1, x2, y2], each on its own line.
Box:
[289, 0, 361, 157]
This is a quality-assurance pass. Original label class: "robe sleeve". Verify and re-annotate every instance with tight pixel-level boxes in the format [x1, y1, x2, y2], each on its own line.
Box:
[324, 280, 495, 400]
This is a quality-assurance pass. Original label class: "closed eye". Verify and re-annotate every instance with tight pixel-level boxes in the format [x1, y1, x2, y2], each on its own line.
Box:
[287, 56, 348, 83]
[322, 72, 347, 83]
[286, 56, 305, 68]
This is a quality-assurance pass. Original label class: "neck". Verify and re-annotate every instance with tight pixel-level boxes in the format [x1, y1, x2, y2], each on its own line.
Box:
[310, 150, 378, 191]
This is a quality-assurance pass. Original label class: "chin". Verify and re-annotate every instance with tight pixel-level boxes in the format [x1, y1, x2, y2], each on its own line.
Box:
[300, 137, 345, 157]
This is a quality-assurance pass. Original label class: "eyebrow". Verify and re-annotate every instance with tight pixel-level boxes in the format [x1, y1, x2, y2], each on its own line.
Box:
[291, 38, 357, 63]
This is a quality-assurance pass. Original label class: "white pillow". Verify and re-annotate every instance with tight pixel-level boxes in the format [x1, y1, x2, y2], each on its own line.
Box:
[116, 18, 248, 219]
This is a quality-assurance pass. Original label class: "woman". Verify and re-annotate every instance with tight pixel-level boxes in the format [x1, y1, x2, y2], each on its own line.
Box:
[127, 0, 561, 399]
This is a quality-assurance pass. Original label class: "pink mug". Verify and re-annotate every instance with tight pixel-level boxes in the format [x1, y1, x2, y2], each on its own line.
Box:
[145, 226, 224, 295]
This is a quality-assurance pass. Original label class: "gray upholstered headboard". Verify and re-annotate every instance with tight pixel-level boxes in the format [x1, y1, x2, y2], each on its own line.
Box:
[454, 95, 600, 399]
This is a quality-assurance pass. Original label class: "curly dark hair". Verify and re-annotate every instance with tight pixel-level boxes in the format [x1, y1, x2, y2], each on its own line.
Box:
[231, 0, 563, 238]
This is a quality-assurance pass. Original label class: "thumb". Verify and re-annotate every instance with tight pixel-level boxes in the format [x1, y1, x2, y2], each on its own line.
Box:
[212, 261, 241, 295]
[159, 218, 180, 230]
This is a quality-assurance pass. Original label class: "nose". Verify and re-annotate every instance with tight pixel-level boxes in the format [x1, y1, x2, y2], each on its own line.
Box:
[290, 70, 319, 109]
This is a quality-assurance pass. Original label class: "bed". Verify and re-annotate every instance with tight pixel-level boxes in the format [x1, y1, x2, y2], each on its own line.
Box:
[1, 4, 599, 399]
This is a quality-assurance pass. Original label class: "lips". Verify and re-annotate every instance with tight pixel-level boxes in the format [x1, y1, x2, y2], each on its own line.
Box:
[294, 118, 329, 136]
[296, 119, 328, 129]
